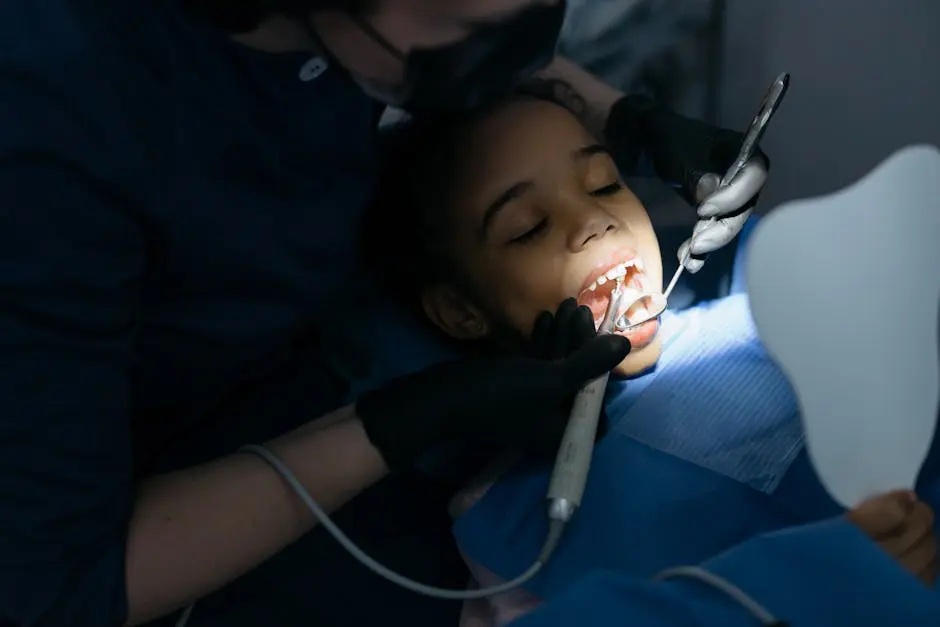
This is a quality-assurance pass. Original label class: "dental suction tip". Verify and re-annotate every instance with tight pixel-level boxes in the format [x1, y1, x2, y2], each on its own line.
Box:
[597, 282, 626, 335]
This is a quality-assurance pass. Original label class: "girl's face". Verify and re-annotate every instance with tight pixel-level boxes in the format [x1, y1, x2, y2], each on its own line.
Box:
[422, 98, 664, 375]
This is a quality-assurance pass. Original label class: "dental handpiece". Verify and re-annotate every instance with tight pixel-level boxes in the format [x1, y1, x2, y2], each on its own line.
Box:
[546, 283, 627, 523]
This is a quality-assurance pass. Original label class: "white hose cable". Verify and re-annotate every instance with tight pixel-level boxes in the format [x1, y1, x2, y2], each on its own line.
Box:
[654, 565, 781, 625]
[237, 444, 563, 599]
[175, 449, 781, 626]
[173, 443, 567, 626]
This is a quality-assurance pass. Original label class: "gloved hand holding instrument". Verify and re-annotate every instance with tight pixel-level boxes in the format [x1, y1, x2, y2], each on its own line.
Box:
[356, 297, 627, 471]
[227, 76, 792, 615]
[573, 74, 790, 336]
[605, 73, 789, 295]
[230, 299, 629, 608]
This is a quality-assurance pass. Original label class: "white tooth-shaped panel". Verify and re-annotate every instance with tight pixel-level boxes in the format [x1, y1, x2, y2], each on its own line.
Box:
[746, 145, 940, 508]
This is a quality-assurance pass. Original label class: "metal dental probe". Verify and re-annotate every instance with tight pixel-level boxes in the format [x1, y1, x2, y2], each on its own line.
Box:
[547, 281, 628, 523]
[662, 72, 791, 303]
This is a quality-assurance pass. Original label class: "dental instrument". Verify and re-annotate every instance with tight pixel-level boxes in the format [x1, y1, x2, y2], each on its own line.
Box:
[174, 290, 629, 627]
[605, 74, 789, 335]
[175, 285, 775, 627]
[613, 292, 668, 332]
[547, 280, 628, 522]
[176, 79, 792, 623]
[662, 73, 790, 307]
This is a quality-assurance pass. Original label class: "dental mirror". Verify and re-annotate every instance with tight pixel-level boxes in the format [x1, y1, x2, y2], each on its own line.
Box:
[613, 292, 668, 332]
[746, 144, 940, 508]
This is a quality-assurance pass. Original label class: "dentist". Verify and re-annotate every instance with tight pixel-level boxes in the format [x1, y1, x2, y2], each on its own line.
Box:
[0, 1, 765, 625]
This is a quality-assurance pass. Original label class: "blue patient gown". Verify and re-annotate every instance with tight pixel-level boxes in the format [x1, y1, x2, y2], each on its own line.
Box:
[335, 216, 940, 623]
[455, 295, 825, 582]
[453, 290, 940, 623]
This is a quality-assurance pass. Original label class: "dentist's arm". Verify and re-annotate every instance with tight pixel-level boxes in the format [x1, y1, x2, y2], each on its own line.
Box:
[0, 114, 628, 627]
[541, 57, 622, 139]
[126, 409, 388, 625]
[0, 133, 393, 626]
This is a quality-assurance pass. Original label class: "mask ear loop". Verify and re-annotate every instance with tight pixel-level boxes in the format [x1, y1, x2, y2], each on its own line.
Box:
[287, 4, 397, 61]
[296, 11, 408, 80]
[350, 17, 408, 62]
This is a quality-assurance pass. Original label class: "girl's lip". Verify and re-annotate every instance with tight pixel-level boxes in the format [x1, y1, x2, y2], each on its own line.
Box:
[616, 318, 659, 350]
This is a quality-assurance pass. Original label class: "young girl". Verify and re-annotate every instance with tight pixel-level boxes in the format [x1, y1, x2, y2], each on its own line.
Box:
[362, 81, 939, 624]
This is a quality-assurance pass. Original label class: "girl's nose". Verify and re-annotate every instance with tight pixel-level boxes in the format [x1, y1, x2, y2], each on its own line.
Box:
[567, 208, 620, 252]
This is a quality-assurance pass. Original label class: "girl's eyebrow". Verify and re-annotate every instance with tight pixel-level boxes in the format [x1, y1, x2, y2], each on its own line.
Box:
[480, 180, 535, 241]
[574, 144, 610, 160]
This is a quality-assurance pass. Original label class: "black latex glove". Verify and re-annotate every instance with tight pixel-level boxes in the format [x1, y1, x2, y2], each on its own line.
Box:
[604, 93, 770, 206]
[356, 299, 630, 470]
[530, 298, 611, 443]
[604, 94, 770, 272]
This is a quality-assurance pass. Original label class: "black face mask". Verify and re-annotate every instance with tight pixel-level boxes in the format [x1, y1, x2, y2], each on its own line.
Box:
[352, 1, 566, 113]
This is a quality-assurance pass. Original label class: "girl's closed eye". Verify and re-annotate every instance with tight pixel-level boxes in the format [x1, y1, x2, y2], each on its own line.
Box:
[509, 217, 548, 244]
[590, 182, 623, 197]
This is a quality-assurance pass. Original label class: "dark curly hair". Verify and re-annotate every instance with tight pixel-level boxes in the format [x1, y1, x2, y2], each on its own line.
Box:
[362, 79, 587, 319]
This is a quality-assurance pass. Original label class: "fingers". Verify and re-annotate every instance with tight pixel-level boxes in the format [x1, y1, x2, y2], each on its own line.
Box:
[551, 298, 579, 359]
[677, 240, 705, 274]
[688, 210, 753, 256]
[902, 526, 937, 586]
[560, 334, 631, 391]
[880, 500, 935, 556]
[850, 493, 939, 587]
[531, 310, 554, 360]
[895, 502, 937, 586]
[848, 490, 915, 536]
[531, 299, 597, 361]
[569, 304, 596, 352]
[694, 172, 721, 204]
[676, 209, 752, 272]
[697, 156, 768, 218]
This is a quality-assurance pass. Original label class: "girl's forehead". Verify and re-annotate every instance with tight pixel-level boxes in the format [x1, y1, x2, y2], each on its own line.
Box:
[456, 99, 590, 176]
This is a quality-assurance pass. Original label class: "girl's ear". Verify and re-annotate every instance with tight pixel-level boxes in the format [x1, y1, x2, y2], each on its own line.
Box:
[422, 284, 490, 340]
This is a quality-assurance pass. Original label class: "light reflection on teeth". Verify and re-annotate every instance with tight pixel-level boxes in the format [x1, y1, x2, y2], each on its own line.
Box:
[584, 258, 644, 292]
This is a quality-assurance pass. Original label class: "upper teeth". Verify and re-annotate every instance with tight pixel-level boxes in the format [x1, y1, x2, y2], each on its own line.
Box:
[585, 259, 643, 292]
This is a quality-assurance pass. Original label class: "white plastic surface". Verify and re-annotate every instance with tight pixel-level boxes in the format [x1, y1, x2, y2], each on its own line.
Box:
[746, 145, 940, 508]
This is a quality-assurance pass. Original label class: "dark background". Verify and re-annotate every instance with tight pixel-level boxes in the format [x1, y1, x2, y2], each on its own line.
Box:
[560, 0, 940, 225]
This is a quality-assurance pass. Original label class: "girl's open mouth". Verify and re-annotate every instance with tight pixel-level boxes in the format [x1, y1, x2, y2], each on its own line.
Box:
[577, 258, 661, 350]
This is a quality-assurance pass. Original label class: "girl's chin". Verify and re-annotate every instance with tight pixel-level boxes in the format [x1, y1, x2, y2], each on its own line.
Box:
[613, 336, 663, 378]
